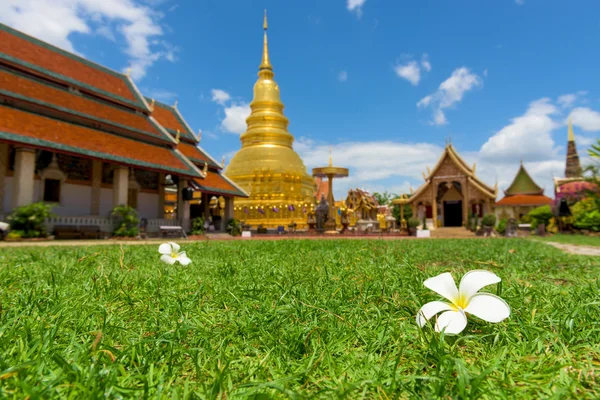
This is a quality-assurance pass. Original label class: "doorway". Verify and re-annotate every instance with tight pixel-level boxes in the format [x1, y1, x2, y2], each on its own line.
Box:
[443, 201, 463, 227]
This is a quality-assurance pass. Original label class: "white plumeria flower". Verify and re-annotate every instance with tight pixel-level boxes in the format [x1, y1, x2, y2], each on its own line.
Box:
[158, 242, 191, 266]
[416, 270, 510, 335]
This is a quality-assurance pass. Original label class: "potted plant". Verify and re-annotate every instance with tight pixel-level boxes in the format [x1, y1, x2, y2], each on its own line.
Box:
[408, 217, 420, 236]
[226, 218, 242, 236]
[481, 213, 497, 236]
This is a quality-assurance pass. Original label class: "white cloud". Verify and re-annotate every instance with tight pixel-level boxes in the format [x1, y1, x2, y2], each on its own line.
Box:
[211, 89, 231, 105]
[395, 61, 421, 86]
[338, 70, 348, 82]
[394, 53, 431, 86]
[221, 104, 251, 134]
[421, 53, 431, 72]
[0, 0, 172, 80]
[515, 0, 525, 5]
[347, 0, 367, 18]
[557, 94, 577, 108]
[144, 88, 177, 102]
[417, 67, 482, 125]
[479, 98, 559, 163]
[483, 68, 488, 77]
[570, 107, 600, 132]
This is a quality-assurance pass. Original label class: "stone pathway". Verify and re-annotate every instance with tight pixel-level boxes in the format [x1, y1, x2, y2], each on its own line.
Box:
[545, 241, 600, 256]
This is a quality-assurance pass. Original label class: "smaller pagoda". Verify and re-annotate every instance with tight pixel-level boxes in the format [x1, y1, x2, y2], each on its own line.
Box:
[495, 162, 553, 220]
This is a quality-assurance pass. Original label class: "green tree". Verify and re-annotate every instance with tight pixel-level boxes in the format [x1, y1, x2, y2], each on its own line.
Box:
[373, 191, 395, 205]
[391, 194, 413, 223]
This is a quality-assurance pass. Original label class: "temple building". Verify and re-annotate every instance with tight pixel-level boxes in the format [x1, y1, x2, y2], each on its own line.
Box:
[495, 162, 553, 220]
[407, 144, 497, 228]
[554, 118, 595, 201]
[0, 23, 246, 234]
[225, 13, 316, 228]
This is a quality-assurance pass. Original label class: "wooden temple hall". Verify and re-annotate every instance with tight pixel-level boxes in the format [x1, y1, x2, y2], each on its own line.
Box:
[407, 144, 498, 228]
[0, 23, 247, 235]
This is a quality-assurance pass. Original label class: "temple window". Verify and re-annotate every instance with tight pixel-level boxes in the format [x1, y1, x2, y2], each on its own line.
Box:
[43, 178, 61, 203]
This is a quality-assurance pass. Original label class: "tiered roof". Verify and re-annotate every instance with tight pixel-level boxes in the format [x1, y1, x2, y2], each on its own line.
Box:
[0, 22, 247, 198]
[496, 163, 552, 207]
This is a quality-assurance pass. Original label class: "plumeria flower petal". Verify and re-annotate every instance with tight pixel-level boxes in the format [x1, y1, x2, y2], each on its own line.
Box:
[417, 270, 510, 335]
[435, 310, 468, 335]
[158, 243, 191, 265]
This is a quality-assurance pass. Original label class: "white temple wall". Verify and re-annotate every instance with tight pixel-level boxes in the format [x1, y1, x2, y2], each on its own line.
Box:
[3, 176, 12, 213]
[99, 188, 113, 217]
[137, 192, 159, 219]
[51, 183, 92, 217]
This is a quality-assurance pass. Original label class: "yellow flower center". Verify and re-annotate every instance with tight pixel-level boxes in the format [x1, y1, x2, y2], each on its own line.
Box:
[171, 252, 178, 258]
[453, 293, 469, 310]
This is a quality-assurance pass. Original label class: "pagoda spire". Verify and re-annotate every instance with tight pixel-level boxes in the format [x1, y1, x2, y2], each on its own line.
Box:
[565, 117, 582, 178]
[259, 10, 272, 71]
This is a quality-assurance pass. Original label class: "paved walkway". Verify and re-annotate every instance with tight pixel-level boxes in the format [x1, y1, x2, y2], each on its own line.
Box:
[544, 241, 600, 256]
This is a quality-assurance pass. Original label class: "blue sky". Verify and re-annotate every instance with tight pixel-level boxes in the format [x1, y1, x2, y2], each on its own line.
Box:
[2, 0, 599, 198]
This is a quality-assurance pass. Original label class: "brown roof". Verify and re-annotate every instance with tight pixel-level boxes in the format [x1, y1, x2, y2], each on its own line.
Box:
[0, 24, 144, 108]
[0, 69, 167, 141]
[193, 171, 247, 197]
[0, 104, 199, 176]
[495, 194, 553, 206]
[314, 177, 329, 200]
[178, 142, 221, 168]
[150, 101, 197, 142]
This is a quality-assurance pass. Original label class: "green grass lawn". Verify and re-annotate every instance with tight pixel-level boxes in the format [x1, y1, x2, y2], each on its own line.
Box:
[532, 233, 600, 247]
[1, 239, 600, 399]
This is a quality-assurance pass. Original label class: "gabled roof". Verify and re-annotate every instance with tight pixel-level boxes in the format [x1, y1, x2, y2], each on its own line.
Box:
[409, 144, 496, 202]
[504, 163, 544, 196]
[193, 171, 248, 197]
[0, 23, 149, 111]
[495, 194, 553, 207]
[147, 99, 198, 143]
[0, 104, 201, 177]
[0, 67, 173, 144]
[177, 142, 222, 169]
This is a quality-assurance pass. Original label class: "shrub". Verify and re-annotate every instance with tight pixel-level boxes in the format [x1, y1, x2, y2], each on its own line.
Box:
[110, 205, 139, 237]
[407, 217, 420, 228]
[421, 217, 428, 230]
[8, 202, 54, 238]
[481, 214, 496, 227]
[572, 198, 600, 231]
[528, 205, 553, 227]
[190, 216, 205, 235]
[227, 219, 242, 236]
[496, 218, 507, 235]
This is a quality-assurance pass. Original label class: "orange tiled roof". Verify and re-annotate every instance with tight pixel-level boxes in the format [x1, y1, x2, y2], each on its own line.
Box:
[178, 142, 221, 167]
[0, 104, 199, 177]
[150, 101, 196, 141]
[495, 194, 553, 206]
[194, 171, 246, 197]
[315, 177, 329, 200]
[0, 24, 143, 108]
[0, 69, 167, 141]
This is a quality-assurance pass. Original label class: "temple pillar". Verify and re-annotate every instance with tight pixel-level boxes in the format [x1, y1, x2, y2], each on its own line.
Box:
[13, 147, 36, 208]
[113, 166, 129, 207]
[158, 173, 165, 219]
[224, 197, 234, 223]
[463, 180, 470, 226]
[432, 183, 438, 229]
[91, 160, 102, 215]
[0, 143, 7, 212]
[177, 178, 190, 231]
[202, 193, 211, 220]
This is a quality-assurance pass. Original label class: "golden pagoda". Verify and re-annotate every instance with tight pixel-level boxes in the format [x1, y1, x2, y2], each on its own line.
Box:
[225, 11, 316, 228]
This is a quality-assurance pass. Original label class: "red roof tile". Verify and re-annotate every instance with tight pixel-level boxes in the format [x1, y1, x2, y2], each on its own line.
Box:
[178, 142, 220, 166]
[150, 102, 197, 142]
[194, 171, 246, 197]
[0, 69, 166, 140]
[495, 194, 553, 206]
[0, 24, 141, 106]
[0, 105, 197, 176]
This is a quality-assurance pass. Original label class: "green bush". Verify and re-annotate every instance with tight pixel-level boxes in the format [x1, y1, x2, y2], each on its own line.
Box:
[407, 217, 420, 228]
[8, 202, 54, 238]
[572, 198, 600, 231]
[481, 214, 496, 227]
[497, 218, 507, 235]
[190, 216, 205, 235]
[528, 205, 553, 227]
[227, 218, 242, 236]
[110, 205, 139, 237]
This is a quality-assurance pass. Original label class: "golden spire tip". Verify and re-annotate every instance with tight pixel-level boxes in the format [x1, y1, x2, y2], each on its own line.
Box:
[568, 116, 575, 141]
[263, 9, 268, 30]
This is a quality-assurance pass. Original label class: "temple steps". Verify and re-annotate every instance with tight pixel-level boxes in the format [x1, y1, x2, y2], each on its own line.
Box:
[430, 227, 476, 239]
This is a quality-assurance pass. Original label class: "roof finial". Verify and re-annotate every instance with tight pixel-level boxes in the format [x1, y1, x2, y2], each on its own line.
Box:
[197, 129, 202, 142]
[328, 146, 333, 167]
[221, 156, 226, 167]
[149, 98, 155, 111]
[175, 129, 181, 144]
[126, 67, 131, 77]
[259, 10, 272, 71]
[173, 99, 178, 109]
[203, 162, 208, 175]
[568, 116, 575, 142]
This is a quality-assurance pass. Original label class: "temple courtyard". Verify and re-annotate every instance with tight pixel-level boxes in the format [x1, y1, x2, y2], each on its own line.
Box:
[1, 238, 599, 398]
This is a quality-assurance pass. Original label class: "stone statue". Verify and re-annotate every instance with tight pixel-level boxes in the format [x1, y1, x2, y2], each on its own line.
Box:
[315, 194, 329, 232]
